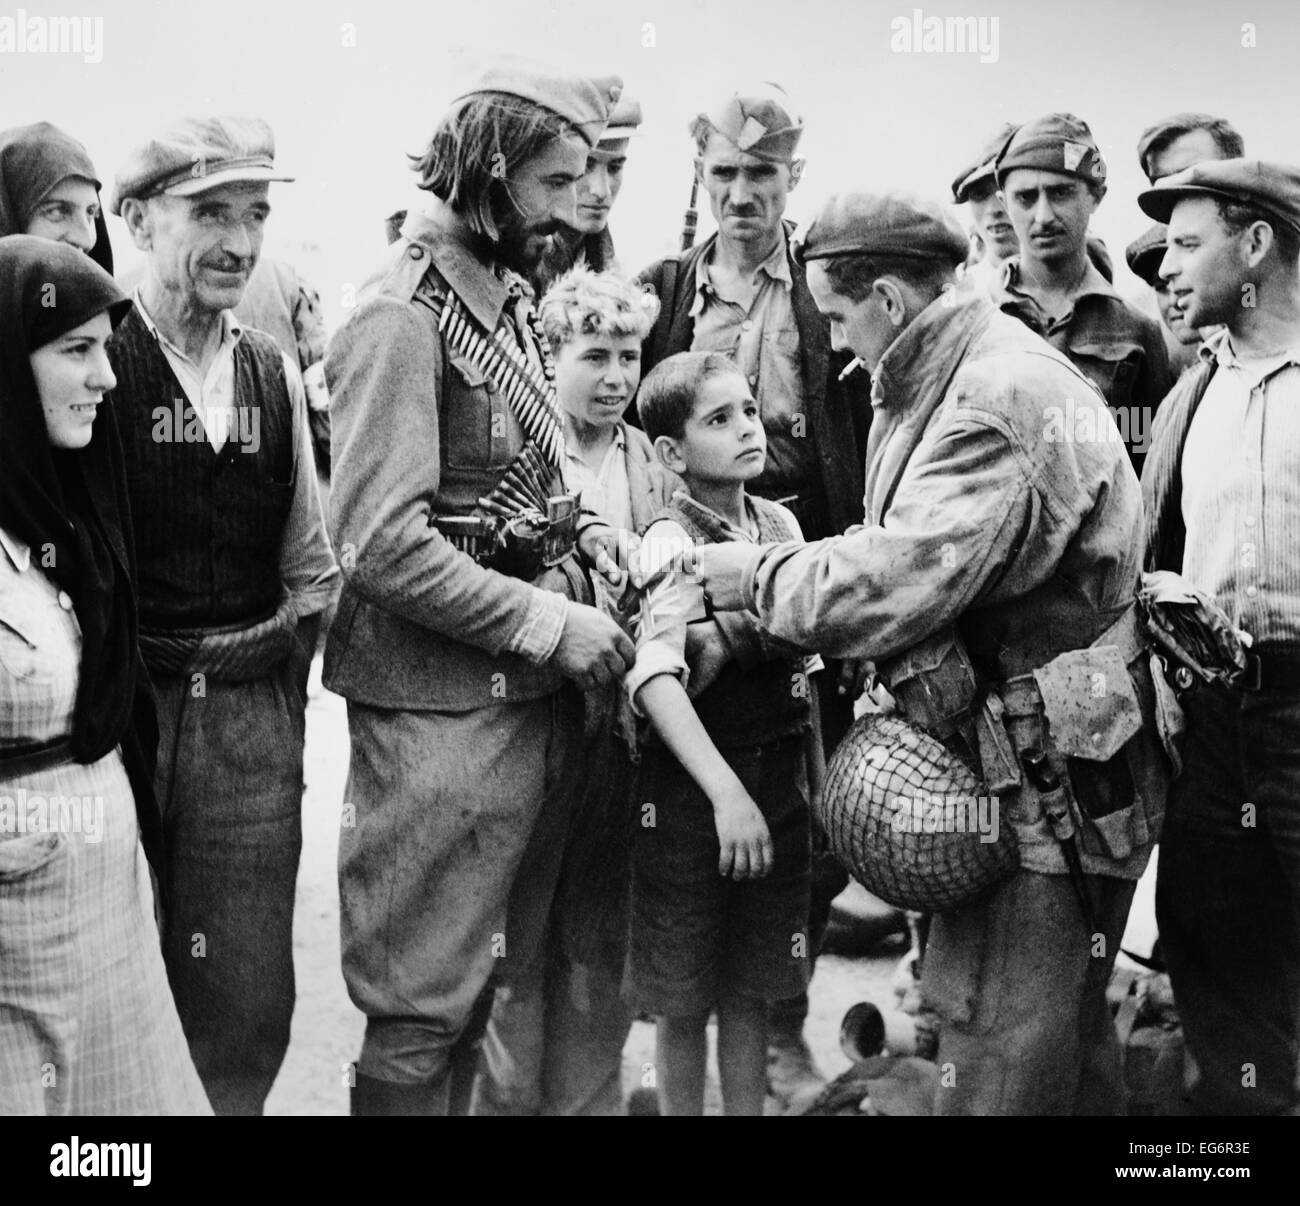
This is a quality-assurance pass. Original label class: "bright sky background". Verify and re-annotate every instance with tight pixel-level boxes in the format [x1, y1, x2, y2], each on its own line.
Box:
[3, 0, 1298, 329]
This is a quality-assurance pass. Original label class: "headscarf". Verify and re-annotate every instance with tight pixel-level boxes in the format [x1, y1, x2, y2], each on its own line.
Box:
[0, 235, 162, 869]
[0, 122, 114, 274]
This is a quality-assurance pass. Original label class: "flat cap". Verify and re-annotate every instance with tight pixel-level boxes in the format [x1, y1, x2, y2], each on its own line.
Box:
[110, 116, 292, 215]
[599, 93, 643, 143]
[1138, 158, 1300, 233]
[1125, 223, 1168, 287]
[700, 82, 803, 163]
[995, 112, 1107, 188]
[459, 65, 623, 148]
[951, 121, 1019, 203]
[795, 192, 969, 265]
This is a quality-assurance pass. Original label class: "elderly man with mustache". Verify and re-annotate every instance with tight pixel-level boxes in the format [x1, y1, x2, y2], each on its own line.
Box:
[107, 116, 338, 1115]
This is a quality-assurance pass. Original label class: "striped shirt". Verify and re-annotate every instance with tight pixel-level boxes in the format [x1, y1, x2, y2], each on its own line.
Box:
[1181, 327, 1300, 644]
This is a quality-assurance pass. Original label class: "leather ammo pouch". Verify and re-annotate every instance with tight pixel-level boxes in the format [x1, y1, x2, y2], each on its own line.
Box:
[879, 625, 1022, 793]
[1019, 608, 1150, 861]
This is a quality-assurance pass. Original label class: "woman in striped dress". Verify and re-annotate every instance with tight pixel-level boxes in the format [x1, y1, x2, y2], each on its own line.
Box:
[0, 236, 210, 1115]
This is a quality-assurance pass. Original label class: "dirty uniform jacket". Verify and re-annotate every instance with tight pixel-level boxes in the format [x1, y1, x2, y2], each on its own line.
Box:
[636, 223, 869, 538]
[323, 199, 577, 711]
[990, 256, 1173, 478]
[740, 292, 1163, 877]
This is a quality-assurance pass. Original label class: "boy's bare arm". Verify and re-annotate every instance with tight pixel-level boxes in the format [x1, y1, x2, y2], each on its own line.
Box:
[634, 674, 773, 880]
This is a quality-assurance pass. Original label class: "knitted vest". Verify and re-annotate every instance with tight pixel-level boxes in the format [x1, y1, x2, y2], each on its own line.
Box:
[653, 493, 812, 749]
[108, 308, 294, 628]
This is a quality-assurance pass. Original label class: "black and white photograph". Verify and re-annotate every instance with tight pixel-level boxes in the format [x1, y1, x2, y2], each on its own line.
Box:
[1, 0, 1297, 1182]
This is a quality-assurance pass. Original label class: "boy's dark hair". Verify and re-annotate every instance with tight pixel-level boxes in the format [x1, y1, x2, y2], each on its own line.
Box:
[820, 253, 953, 305]
[411, 92, 576, 243]
[1215, 198, 1300, 268]
[638, 350, 743, 441]
[1136, 113, 1245, 182]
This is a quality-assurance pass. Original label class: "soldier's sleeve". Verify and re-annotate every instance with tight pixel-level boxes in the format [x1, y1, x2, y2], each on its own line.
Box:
[277, 352, 338, 617]
[1137, 311, 1175, 413]
[325, 289, 567, 661]
[743, 417, 1046, 662]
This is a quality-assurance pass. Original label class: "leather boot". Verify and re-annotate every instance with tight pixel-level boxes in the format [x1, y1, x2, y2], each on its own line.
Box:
[350, 1071, 449, 1116]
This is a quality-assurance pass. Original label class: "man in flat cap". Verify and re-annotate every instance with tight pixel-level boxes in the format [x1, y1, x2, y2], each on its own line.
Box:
[1140, 159, 1300, 1115]
[678, 191, 1171, 1116]
[531, 92, 641, 295]
[108, 116, 338, 1114]
[1130, 113, 1245, 378]
[635, 82, 869, 1104]
[990, 112, 1172, 477]
[324, 64, 637, 1116]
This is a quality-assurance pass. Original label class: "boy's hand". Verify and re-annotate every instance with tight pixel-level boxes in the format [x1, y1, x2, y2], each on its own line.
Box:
[711, 787, 774, 880]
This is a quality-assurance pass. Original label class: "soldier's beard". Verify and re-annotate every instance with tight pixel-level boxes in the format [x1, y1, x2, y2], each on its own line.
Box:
[496, 213, 562, 274]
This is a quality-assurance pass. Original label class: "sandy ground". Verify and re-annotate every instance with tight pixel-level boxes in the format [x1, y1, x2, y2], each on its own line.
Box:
[263, 656, 902, 1116]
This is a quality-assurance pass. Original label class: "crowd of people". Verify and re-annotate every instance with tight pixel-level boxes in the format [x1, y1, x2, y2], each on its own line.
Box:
[0, 63, 1296, 1119]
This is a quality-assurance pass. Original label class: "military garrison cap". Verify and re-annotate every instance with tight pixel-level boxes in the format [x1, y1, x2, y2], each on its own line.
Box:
[459, 65, 624, 148]
[111, 116, 293, 215]
[995, 112, 1107, 188]
[699, 82, 803, 162]
[1125, 224, 1168, 287]
[600, 94, 643, 143]
[795, 192, 969, 265]
[1138, 158, 1300, 234]
[951, 121, 1019, 203]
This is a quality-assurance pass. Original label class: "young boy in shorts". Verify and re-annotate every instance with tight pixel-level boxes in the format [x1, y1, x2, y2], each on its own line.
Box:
[625, 350, 820, 1116]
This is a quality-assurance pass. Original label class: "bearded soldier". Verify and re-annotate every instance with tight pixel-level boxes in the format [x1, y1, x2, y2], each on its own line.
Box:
[324, 66, 634, 1116]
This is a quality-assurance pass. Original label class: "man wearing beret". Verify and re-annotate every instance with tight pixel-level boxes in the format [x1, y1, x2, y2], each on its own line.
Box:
[108, 116, 338, 1114]
[991, 113, 1172, 477]
[636, 82, 869, 1102]
[1140, 160, 1300, 1115]
[682, 191, 1171, 1115]
[324, 65, 636, 1116]
[531, 92, 641, 295]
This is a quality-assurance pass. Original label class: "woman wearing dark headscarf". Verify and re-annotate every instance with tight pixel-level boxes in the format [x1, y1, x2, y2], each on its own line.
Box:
[0, 122, 113, 273]
[0, 236, 209, 1115]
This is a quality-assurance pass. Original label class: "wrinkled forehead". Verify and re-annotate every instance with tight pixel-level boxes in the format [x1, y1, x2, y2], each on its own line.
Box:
[169, 180, 272, 207]
[520, 130, 589, 176]
[1001, 166, 1086, 194]
[1165, 192, 1229, 235]
[1150, 129, 1223, 179]
[587, 140, 630, 164]
[698, 131, 790, 172]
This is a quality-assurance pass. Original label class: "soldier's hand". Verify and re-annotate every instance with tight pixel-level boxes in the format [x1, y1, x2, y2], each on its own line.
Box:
[684, 620, 731, 698]
[695, 542, 762, 612]
[552, 602, 635, 690]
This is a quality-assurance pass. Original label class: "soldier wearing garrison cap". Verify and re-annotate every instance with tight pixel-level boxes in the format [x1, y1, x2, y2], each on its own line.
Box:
[323, 64, 637, 1116]
[109, 115, 338, 1114]
[952, 121, 1020, 290]
[532, 91, 643, 294]
[687, 189, 1172, 1116]
[1139, 157, 1300, 1116]
[636, 81, 870, 1104]
[1126, 223, 1204, 374]
[989, 112, 1172, 477]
